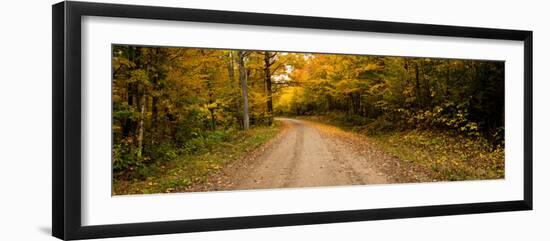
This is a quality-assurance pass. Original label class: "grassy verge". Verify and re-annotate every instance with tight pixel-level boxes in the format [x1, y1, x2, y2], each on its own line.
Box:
[370, 130, 504, 181]
[113, 122, 282, 195]
[300, 115, 504, 181]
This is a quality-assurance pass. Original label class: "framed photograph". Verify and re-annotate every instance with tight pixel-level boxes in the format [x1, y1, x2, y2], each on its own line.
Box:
[52, 1, 533, 240]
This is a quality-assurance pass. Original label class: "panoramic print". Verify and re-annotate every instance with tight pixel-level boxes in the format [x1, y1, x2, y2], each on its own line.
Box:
[111, 45, 505, 195]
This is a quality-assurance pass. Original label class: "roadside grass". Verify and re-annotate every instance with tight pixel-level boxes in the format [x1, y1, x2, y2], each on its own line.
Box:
[113, 121, 282, 195]
[370, 130, 504, 181]
[300, 115, 504, 181]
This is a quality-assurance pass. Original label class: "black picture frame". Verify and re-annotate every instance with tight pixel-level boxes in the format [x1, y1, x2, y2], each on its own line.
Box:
[52, 1, 533, 240]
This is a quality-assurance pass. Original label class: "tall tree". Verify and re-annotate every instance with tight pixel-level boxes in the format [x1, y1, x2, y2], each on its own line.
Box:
[237, 51, 250, 130]
[263, 51, 277, 125]
[227, 51, 243, 128]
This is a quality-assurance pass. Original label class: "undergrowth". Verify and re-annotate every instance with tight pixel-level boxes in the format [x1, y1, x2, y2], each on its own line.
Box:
[113, 122, 282, 195]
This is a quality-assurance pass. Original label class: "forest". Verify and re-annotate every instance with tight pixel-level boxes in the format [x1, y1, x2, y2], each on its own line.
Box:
[112, 45, 504, 194]
[275, 54, 504, 136]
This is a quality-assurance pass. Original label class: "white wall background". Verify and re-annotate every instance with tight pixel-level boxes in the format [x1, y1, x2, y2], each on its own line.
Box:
[0, 0, 547, 240]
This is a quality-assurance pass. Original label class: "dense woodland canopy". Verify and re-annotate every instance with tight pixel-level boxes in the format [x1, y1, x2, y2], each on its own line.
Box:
[112, 45, 504, 180]
[276, 54, 504, 138]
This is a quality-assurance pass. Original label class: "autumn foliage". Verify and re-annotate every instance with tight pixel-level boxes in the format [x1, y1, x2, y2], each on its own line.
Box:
[112, 45, 504, 187]
[275, 54, 504, 140]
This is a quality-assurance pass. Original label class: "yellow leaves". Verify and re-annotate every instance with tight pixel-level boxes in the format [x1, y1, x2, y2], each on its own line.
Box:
[274, 87, 305, 113]
[112, 56, 134, 69]
[205, 102, 218, 110]
[356, 63, 383, 73]
[371, 129, 504, 181]
[129, 69, 149, 84]
[335, 79, 358, 94]
[368, 83, 386, 94]
[435, 156, 447, 165]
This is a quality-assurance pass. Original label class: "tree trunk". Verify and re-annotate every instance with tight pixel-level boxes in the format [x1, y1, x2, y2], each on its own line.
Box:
[152, 97, 158, 125]
[209, 109, 216, 130]
[123, 83, 134, 138]
[414, 62, 421, 108]
[228, 51, 242, 128]
[206, 82, 216, 130]
[122, 47, 136, 139]
[151, 48, 160, 126]
[137, 95, 145, 159]
[238, 51, 250, 130]
[326, 95, 332, 112]
[228, 52, 235, 83]
[135, 46, 145, 159]
[264, 51, 274, 126]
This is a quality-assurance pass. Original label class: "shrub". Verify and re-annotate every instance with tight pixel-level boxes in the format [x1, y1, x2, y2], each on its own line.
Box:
[112, 140, 144, 179]
[144, 143, 178, 163]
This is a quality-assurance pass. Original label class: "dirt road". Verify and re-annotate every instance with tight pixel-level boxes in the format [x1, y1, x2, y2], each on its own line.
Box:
[190, 118, 427, 192]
